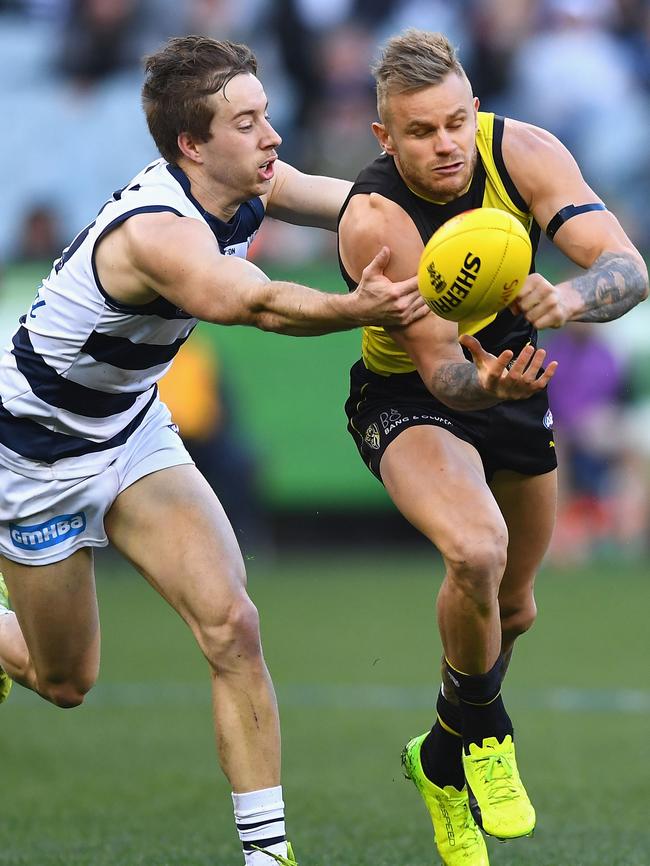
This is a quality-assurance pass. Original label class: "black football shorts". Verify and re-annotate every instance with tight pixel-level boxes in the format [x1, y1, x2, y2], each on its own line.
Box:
[345, 359, 557, 483]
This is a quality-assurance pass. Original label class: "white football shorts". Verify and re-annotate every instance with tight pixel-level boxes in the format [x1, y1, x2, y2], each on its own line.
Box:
[0, 401, 193, 566]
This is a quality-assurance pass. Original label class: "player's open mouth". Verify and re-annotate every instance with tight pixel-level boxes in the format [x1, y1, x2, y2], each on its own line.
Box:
[258, 159, 275, 181]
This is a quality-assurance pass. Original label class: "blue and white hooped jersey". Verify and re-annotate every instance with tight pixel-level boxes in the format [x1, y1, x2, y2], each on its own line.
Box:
[0, 159, 264, 480]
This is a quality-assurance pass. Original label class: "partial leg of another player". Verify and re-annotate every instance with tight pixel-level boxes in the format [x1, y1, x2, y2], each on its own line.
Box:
[0, 574, 18, 704]
[0, 547, 100, 707]
[104, 464, 295, 866]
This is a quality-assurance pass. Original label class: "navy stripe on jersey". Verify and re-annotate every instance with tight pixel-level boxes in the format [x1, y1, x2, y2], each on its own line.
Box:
[100, 293, 193, 321]
[81, 330, 191, 370]
[0, 388, 157, 464]
[90, 206, 193, 321]
[12, 327, 144, 417]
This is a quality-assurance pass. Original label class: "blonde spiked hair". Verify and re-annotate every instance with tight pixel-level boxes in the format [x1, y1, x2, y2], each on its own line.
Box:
[372, 29, 469, 121]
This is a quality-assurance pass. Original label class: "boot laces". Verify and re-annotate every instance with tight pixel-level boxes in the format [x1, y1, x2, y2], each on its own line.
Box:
[473, 750, 520, 804]
[441, 791, 484, 851]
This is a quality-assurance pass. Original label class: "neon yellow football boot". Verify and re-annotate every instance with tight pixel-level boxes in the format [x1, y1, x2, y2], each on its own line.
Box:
[463, 735, 535, 840]
[0, 574, 13, 704]
[402, 733, 489, 865]
[250, 841, 298, 865]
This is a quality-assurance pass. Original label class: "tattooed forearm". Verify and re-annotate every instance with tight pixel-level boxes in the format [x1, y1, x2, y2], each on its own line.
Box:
[570, 251, 649, 323]
[430, 362, 500, 411]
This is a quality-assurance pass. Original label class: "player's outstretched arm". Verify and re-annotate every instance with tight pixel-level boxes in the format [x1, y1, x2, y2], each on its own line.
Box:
[389, 314, 557, 411]
[504, 120, 649, 329]
[115, 212, 426, 335]
[455, 334, 557, 403]
[516, 248, 648, 330]
[243, 245, 427, 334]
[263, 161, 352, 231]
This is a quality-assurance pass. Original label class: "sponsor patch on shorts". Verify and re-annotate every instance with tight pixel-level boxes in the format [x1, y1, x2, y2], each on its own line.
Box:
[9, 512, 87, 550]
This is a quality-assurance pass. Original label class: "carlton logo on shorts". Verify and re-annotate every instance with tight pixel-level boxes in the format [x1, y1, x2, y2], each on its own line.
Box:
[9, 512, 87, 551]
[543, 409, 554, 430]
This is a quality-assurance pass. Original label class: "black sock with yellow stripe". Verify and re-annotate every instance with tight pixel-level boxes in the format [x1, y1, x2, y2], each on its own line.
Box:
[445, 656, 513, 750]
[419, 689, 465, 790]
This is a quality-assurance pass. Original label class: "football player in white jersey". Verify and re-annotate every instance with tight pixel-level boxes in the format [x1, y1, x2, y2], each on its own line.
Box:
[0, 36, 428, 866]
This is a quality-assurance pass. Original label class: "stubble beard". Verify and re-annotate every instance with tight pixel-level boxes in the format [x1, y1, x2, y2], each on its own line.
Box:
[403, 145, 478, 203]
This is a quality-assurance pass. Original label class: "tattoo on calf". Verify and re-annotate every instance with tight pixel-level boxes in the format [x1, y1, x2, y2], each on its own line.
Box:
[572, 251, 647, 323]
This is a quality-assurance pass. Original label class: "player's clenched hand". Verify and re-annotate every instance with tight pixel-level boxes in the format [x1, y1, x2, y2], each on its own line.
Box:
[351, 246, 429, 327]
[511, 272, 571, 329]
[459, 333, 558, 400]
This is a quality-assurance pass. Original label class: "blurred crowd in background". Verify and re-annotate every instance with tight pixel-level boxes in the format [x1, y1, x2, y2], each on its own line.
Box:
[1, 0, 649, 561]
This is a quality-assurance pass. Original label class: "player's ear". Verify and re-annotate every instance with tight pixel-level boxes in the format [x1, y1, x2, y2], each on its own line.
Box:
[372, 121, 395, 155]
[178, 131, 203, 164]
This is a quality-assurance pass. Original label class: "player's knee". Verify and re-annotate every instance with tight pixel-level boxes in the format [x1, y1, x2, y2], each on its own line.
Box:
[445, 529, 508, 601]
[501, 597, 537, 645]
[198, 594, 263, 674]
[40, 674, 96, 709]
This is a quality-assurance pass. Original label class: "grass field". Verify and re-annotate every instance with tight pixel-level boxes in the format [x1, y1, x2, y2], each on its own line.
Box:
[2, 551, 649, 866]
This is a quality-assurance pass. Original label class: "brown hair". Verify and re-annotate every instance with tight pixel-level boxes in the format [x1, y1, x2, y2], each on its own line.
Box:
[372, 29, 469, 121]
[142, 36, 258, 164]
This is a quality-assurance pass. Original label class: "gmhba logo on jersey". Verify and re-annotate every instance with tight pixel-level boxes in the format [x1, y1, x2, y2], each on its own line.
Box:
[10, 512, 87, 550]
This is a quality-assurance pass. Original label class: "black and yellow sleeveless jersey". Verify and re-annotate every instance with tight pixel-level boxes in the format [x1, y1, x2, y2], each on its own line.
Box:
[338, 112, 540, 375]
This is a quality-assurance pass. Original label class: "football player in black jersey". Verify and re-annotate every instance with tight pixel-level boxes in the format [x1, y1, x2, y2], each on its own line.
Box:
[339, 28, 647, 865]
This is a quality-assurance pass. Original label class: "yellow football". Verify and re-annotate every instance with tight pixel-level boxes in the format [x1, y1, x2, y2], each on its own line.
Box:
[417, 208, 532, 335]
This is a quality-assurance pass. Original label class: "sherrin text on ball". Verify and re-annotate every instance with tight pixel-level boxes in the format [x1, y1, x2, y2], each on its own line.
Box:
[417, 208, 532, 335]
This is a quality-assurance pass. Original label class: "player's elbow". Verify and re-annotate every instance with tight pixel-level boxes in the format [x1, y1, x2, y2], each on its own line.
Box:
[195, 296, 259, 327]
[237, 280, 287, 331]
[253, 310, 284, 333]
[613, 246, 649, 305]
[246, 283, 312, 335]
[252, 312, 316, 335]
[242, 295, 288, 332]
[637, 283, 649, 305]
[186, 268, 273, 326]
[625, 246, 649, 302]
[637, 259, 649, 303]
[629, 261, 649, 310]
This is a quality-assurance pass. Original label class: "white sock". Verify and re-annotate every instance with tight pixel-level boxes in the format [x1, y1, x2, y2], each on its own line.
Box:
[232, 785, 287, 865]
